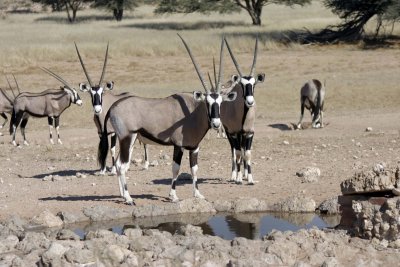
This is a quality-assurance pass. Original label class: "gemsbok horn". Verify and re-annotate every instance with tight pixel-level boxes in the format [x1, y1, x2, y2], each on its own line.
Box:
[97, 35, 237, 205]
[220, 37, 266, 185]
[75, 43, 150, 174]
[10, 69, 82, 146]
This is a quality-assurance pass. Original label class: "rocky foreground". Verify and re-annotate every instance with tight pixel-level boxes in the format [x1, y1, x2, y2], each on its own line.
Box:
[0, 215, 399, 267]
[1, 163, 400, 266]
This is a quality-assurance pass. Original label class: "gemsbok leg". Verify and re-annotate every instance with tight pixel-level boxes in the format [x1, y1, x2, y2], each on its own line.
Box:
[243, 133, 254, 184]
[115, 133, 137, 204]
[297, 95, 307, 129]
[189, 147, 204, 199]
[48, 116, 55, 144]
[54, 116, 62, 144]
[20, 116, 29, 146]
[170, 146, 183, 202]
[0, 113, 7, 128]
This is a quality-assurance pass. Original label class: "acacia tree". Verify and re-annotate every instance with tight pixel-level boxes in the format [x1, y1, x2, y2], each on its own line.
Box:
[93, 0, 138, 21]
[303, 0, 400, 43]
[155, 0, 311, 26]
[31, 0, 92, 22]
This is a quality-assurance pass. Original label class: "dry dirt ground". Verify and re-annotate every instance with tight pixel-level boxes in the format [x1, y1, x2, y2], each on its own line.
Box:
[0, 46, 399, 221]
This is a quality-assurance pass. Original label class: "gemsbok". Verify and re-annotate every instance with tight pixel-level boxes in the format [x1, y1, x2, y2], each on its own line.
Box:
[0, 79, 17, 135]
[221, 37, 265, 185]
[10, 69, 82, 146]
[296, 79, 325, 129]
[98, 35, 237, 205]
[75, 43, 149, 174]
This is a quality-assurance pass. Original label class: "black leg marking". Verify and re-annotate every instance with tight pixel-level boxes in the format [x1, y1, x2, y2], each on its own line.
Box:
[172, 180, 177, 190]
[173, 146, 184, 165]
[48, 116, 54, 126]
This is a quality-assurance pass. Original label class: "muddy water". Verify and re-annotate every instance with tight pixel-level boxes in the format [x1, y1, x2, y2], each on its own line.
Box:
[70, 212, 340, 240]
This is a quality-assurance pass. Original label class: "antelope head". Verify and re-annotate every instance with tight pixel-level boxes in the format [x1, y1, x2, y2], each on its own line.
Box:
[40, 67, 83, 106]
[179, 34, 237, 130]
[75, 43, 114, 114]
[225, 37, 265, 108]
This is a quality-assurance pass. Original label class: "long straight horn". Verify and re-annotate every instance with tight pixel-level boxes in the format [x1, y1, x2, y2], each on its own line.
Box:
[12, 74, 21, 94]
[177, 33, 210, 93]
[250, 37, 258, 77]
[75, 42, 94, 88]
[216, 37, 225, 93]
[213, 57, 217, 91]
[98, 42, 109, 86]
[5, 75, 16, 98]
[224, 37, 243, 78]
[207, 72, 215, 91]
[40, 67, 73, 90]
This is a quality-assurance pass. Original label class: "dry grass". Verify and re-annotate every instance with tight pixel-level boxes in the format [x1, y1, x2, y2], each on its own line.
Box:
[0, 2, 399, 131]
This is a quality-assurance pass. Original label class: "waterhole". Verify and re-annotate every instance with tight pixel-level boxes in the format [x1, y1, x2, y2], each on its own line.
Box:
[69, 212, 340, 240]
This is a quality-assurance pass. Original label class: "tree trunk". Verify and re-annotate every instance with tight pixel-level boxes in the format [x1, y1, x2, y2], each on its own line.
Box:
[113, 8, 124, 21]
[65, 2, 72, 22]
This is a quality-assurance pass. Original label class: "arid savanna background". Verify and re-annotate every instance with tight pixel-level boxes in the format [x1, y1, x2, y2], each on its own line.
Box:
[0, 0, 399, 220]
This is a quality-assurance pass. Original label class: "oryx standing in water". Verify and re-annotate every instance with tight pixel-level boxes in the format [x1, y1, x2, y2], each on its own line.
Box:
[9, 70, 82, 146]
[98, 35, 237, 205]
[74, 43, 149, 174]
[221, 38, 265, 185]
[296, 79, 325, 129]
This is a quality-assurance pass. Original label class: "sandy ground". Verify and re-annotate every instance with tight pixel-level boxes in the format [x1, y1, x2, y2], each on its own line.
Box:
[0, 107, 399, 220]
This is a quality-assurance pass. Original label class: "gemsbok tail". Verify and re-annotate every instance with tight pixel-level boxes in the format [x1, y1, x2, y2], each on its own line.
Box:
[9, 108, 16, 135]
[98, 113, 109, 171]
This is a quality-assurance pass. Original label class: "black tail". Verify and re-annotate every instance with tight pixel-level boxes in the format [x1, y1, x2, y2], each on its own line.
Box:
[9, 108, 16, 135]
[98, 114, 110, 170]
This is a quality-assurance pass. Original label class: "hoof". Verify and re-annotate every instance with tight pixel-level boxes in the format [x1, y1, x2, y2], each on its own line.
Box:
[12, 141, 17, 146]
[23, 141, 29, 146]
[57, 139, 63, 145]
[0, 132, 3, 136]
[169, 195, 179, 203]
[110, 167, 117, 175]
[125, 200, 135, 206]
[236, 180, 243, 185]
[50, 139, 54, 145]
[194, 192, 205, 199]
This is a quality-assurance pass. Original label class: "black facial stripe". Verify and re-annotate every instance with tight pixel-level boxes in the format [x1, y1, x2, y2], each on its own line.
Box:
[245, 84, 253, 97]
[210, 102, 220, 119]
[93, 93, 101, 106]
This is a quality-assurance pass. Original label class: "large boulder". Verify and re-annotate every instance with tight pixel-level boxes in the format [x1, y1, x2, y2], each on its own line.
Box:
[341, 163, 400, 195]
[271, 196, 316, 213]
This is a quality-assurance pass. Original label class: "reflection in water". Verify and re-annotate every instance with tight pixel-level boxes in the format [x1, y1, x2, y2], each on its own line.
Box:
[71, 212, 340, 240]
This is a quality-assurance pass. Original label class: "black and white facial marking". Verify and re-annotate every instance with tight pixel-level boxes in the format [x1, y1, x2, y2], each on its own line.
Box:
[80, 81, 113, 114]
[64, 87, 82, 106]
[194, 90, 237, 130]
[233, 74, 265, 108]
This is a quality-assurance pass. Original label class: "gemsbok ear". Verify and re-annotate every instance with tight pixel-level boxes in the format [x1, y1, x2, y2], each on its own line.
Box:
[223, 91, 237, 102]
[106, 81, 114, 90]
[79, 83, 89, 92]
[193, 91, 205, 102]
[256, 73, 265, 83]
[231, 75, 240, 83]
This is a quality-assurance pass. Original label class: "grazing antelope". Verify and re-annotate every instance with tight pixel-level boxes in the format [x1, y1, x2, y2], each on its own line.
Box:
[74, 43, 149, 174]
[296, 79, 325, 129]
[0, 76, 20, 135]
[9, 70, 82, 146]
[98, 35, 237, 204]
[221, 38, 265, 185]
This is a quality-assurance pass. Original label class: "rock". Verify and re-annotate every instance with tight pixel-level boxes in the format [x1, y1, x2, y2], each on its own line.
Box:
[76, 172, 87, 179]
[150, 160, 159, 167]
[317, 196, 340, 214]
[177, 224, 203, 236]
[57, 211, 88, 224]
[0, 235, 19, 253]
[232, 198, 269, 213]
[283, 140, 290, 145]
[160, 154, 170, 160]
[31, 210, 63, 228]
[133, 198, 216, 218]
[16, 232, 51, 254]
[341, 163, 397, 195]
[42, 175, 53, 181]
[271, 196, 316, 213]
[64, 248, 95, 265]
[124, 228, 143, 239]
[56, 229, 81, 241]
[40, 242, 68, 267]
[296, 167, 321, 183]
[83, 206, 131, 221]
